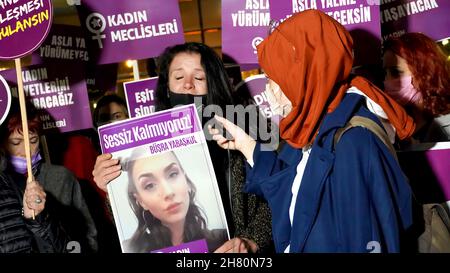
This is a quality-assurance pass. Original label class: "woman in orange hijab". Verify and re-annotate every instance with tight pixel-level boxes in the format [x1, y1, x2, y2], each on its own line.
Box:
[210, 10, 416, 252]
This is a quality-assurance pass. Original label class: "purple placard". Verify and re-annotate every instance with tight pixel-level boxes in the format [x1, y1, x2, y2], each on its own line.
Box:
[0, 62, 92, 133]
[269, 0, 382, 66]
[0, 74, 11, 125]
[235, 74, 281, 125]
[222, 0, 270, 64]
[381, 0, 450, 41]
[77, 0, 184, 65]
[398, 142, 450, 203]
[425, 149, 450, 201]
[123, 77, 158, 118]
[0, 0, 53, 60]
[31, 24, 89, 64]
[98, 104, 201, 154]
[150, 239, 208, 253]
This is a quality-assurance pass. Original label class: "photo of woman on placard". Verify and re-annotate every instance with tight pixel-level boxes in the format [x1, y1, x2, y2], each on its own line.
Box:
[123, 150, 228, 253]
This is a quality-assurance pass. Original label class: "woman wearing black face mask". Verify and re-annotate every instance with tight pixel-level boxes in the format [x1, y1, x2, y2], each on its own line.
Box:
[93, 42, 274, 253]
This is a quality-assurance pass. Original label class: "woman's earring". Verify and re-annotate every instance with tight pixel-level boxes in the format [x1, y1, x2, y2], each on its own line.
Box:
[142, 210, 151, 235]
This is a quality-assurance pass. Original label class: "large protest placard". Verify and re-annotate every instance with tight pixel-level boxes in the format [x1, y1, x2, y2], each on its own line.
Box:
[77, 0, 184, 65]
[222, 0, 270, 64]
[98, 104, 230, 253]
[0, 62, 92, 133]
[397, 142, 450, 208]
[31, 24, 89, 64]
[123, 77, 158, 118]
[381, 0, 450, 41]
[0, 0, 53, 59]
[0, 74, 11, 125]
[268, 0, 382, 66]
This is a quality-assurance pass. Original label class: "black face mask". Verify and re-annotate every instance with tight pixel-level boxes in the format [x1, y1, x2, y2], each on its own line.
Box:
[168, 91, 208, 112]
[168, 91, 211, 131]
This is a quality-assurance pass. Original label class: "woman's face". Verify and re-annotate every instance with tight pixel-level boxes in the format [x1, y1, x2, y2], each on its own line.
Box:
[168, 52, 207, 95]
[265, 78, 292, 117]
[132, 152, 191, 227]
[4, 130, 39, 157]
[383, 50, 412, 81]
[97, 102, 128, 127]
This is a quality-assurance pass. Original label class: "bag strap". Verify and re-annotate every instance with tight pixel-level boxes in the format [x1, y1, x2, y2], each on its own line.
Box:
[433, 204, 450, 233]
[333, 116, 398, 161]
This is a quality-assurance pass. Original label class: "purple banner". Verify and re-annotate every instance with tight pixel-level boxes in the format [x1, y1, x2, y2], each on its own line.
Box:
[151, 239, 208, 253]
[235, 74, 281, 125]
[381, 0, 450, 41]
[0, 62, 92, 133]
[99, 104, 201, 154]
[123, 77, 158, 118]
[0, 74, 11, 125]
[222, 0, 270, 64]
[31, 24, 89, 64]
[0, 0, 53, 59]
[398, 142, 450, 203]
[269, 0, 382, 66]
[77, 0, 184, 65]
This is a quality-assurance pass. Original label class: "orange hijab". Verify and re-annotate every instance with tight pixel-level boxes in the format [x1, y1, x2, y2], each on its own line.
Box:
[257, 10, 415, 148]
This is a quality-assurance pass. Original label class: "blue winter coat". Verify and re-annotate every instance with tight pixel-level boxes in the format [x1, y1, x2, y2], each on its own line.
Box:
[245, 93, 413, 253]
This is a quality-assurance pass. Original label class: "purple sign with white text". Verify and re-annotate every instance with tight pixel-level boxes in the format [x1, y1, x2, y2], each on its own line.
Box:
[0, 62, 92, 133]
[124, 77, 158, 118]
[381, 0, 450, 41]
[98, 105, 201, 154]
[269, 0, 382, 66]
[222, 0, 270, 64]
[31, 24, 89, 64]
[0, 75, 11, 125]
[77, 0, 184, 65]
[150, 239, 208, 253]
[235, 74, 281, 125]
[0, 0, 53, 59]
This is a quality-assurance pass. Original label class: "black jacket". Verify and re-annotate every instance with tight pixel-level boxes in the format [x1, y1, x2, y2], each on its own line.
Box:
[208, 142, 273, 253]
[0, 172, 68, 253]
[6, 163, 98, 253]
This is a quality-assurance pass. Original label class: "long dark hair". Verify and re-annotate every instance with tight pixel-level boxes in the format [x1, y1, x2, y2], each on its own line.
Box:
[154, 44, 237, 222]
[126, 151, 209, 252]
[155, 42, 234, 111]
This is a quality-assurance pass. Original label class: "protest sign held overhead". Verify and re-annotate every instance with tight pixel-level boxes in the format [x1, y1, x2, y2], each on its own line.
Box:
[381, 0, 450, 41]
[78, 0, 185, 64]
[222, 0, 270, 64]
[31, 24, 89, 64]
[123, 77, 158, 118]
[269, 0, 381, 66]
[0, 62, 92, 133]
[0, 0, 53, 59]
